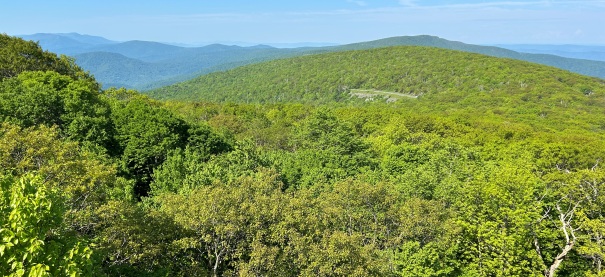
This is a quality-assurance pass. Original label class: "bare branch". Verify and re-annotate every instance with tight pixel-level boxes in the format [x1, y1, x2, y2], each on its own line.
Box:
[592, 159, 600, 171]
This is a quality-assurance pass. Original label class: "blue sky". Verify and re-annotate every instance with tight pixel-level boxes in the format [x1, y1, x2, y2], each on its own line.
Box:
[2, 0, 604, 45]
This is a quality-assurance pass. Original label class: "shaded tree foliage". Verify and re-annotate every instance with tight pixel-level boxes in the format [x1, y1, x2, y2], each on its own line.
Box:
[0, 71, 115, 152]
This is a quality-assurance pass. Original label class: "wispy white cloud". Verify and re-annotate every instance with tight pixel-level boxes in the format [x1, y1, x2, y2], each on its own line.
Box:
[404, 0, 605, 9]
[49, 0, 605, 45]
[398, 0, 417, 7]
[347, 0, 367, 7]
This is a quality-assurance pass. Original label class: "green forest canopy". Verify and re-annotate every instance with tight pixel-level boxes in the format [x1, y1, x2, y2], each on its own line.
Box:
[149, 45, 604, 103]
[150, 46, 605, 133]
[2, 33, 605, 276]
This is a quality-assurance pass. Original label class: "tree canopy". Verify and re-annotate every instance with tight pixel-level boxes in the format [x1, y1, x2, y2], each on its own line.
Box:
[1, 33, 605, 276]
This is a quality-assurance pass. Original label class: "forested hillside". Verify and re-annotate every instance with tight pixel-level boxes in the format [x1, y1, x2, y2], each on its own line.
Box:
[2, 33, 605, 277]
[150, 46, 605, 129]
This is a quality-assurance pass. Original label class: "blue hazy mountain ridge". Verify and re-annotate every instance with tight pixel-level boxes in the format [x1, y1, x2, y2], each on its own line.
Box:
[332, 36, 605, 82]
[18, 33, 605, 91]
[496, 44, 605, 62]
[72, 43, 311, 90]
[73, 51, 167, 88]
[89, 40, 186, 62]
[19, 33, 117, 54]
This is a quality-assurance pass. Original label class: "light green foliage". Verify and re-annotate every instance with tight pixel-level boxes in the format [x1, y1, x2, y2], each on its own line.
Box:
[147, 97, 605, 276]
[93, 200, 183, 276]
[395, 240, 457, 277]
[0, 174, 93, 276]
[535, 168, 605, 276]
[154, 171, 405, 276]
[150, 139, 260, 196]
[0, 123, 118, 213]
[3, 33, 605, 276]
[153, 99, 605, 276]
[156, 169, 287, 276]
[454, 161, 546, 276]
[293, 108, 367, 155]
[276, 108, 373, 189]
[576, 170, 605, 276]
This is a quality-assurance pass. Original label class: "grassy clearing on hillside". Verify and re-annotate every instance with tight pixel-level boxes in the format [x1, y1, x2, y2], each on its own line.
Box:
[350, 88, 418, 102]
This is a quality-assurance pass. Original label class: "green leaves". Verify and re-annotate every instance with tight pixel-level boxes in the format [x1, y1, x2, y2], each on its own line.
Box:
[0, 123, 117, 214]
[109, 96, 189, 197]
[93, 200, 181, 275]
[3, 33, 605, 276]
[0, 34, 95, 83]
[0, 174, 93, 277]
[0, 71, 114, 152]
[155, 169, 286, 276]
[451, 161, 545, 276]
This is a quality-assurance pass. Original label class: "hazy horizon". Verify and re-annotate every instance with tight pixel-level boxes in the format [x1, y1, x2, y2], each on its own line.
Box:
[2, 0, 605, 46]
[15, 32, 605, 49]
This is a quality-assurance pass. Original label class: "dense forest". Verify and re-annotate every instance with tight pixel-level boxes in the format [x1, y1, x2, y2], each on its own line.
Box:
[2, 33, 605, 276]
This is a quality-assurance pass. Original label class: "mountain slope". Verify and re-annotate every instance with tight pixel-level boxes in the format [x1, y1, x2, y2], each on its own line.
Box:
[105, 36, 605, 90]
[88, 40, 186, 62]
[74, 52, 162, 88]
[148, 46, 605, 131]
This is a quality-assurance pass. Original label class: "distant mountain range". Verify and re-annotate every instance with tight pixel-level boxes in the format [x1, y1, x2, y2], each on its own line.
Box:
[18, 33, 605, 90]
[496, 44, 605, 62]
[19, 33, 117, 54]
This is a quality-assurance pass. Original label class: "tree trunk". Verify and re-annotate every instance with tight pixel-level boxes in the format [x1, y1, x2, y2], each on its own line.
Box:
[545, 205, 577, 277]
[546, 241, 574, 277]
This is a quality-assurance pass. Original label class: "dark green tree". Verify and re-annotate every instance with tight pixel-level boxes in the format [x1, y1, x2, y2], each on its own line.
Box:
[0, 71, 115, 152]
[110, 95, 189, 198]
[0, 34, 95, 83]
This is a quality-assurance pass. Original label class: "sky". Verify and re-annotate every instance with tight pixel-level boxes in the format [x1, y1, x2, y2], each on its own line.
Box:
[2, 0, 605, 45]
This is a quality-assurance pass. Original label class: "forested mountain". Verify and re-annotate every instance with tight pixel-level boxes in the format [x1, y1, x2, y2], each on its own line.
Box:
[149, 45, 605, 116]
[74, 51, 160, 88]
[73, 43, 311, 90]
[19, 32, 117, 54]
[3, 33, 605, 277]
[89, 40, 186, 62]
[19, 33, 605, 91]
